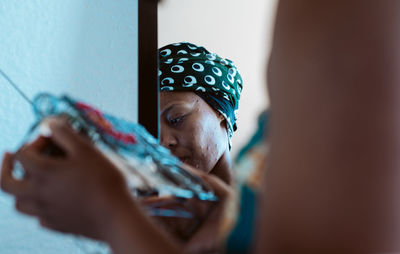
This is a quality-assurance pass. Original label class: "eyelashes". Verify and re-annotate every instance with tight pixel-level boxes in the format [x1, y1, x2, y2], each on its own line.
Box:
[168, 115, 185, 127]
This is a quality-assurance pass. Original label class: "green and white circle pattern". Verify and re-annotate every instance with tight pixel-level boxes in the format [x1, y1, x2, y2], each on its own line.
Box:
[159, 42, 243, 143]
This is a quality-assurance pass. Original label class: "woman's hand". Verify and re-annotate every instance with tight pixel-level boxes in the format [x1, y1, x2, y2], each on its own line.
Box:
[0, 118, 133, 240]
[183, 172, 235, 254]
[0, 117, 234, 253]
[142, 170, 234, 253]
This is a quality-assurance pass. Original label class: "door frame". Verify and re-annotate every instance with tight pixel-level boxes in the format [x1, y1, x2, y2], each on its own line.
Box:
[138, 0, 159, 139]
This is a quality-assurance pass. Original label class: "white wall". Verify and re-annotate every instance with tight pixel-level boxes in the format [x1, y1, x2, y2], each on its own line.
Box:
[158, 0, 277, 155]
[0, 1, 138, 253]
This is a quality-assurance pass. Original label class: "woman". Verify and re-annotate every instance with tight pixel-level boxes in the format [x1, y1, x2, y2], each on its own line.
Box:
[158, 42, 242, 185]
[143, 42, 243, 241]
[2, 1, 400, 254]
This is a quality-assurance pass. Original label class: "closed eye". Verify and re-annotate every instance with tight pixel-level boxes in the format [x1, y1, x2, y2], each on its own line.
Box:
[169, 116, 183, 126]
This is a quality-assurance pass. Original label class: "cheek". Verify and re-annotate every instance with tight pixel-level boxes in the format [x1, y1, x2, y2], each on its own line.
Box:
[189, 120, 225, 172]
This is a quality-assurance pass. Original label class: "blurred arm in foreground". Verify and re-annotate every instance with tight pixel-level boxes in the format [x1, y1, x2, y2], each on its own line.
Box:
[256, 1, 400, 253]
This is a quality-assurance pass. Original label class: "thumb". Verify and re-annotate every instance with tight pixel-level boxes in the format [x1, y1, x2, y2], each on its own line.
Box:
[46, 117, 92, 156]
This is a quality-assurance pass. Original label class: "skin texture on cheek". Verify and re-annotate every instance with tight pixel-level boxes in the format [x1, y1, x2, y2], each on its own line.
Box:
[179, 101, 222, 172]
[194, 110, 226, 173]
[160, 92, 228, 174]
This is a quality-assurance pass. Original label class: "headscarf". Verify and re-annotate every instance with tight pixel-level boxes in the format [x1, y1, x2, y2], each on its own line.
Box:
[159, 42, 243, 146]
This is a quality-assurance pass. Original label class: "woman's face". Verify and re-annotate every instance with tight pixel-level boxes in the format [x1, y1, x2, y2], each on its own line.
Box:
[160, 91, 228, 173]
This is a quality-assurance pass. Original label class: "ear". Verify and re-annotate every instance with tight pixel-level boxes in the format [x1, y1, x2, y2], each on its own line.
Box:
[217, 113, 228, 132]
[217, 112, 225, 122]
[217, 112, 227, 128]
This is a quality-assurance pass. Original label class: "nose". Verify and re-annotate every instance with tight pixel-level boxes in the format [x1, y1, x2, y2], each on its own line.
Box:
[160, 126, 178, 148]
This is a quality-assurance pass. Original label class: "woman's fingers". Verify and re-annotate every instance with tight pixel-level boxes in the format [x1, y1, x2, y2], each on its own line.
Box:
[1, 153, 18, 193]
[1, 152, 46, 200]
[140, 196, 183, 207]
[200, 173, 232, 199]
[39, 218, 56, 231]
[15, 197, 44, 216]
[0, 153, 28, 195]
[25, 136, 50, 151]
[47, 118, 92, 156]
[182, 164, 232, 199]
[15, 148, 57, 176]
[38, 216, 69, 234]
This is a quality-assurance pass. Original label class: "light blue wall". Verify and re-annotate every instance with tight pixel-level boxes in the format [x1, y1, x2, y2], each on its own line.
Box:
[0, 1, 138, 253]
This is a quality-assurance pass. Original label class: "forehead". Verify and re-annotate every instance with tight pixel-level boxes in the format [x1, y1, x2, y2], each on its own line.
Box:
[160, 91, 220, 118]
[160, 91, 200, 110]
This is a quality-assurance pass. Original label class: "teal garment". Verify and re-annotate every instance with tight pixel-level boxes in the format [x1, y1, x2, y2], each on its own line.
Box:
[226, 110, 268, 253]
[235, 110, 268, 163]
[225, 185, 257, 254]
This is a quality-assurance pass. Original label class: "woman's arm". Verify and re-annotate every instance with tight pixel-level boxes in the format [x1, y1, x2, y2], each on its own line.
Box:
[102, 197, 182, 254]
[257, 1, 400, 253]
[1, 118, 232, 254]
[0, 120, 183, 254]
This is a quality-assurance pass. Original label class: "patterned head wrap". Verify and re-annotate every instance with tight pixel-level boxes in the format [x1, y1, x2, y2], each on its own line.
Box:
[159, 42, 243, 146]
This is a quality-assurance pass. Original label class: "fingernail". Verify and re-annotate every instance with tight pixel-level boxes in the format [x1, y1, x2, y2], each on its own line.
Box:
[39, 121, 52, 137]
[46, 117, 63, 128]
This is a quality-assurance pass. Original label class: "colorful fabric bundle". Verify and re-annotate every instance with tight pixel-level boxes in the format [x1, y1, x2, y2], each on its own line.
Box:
[27, 93, 218, 211]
